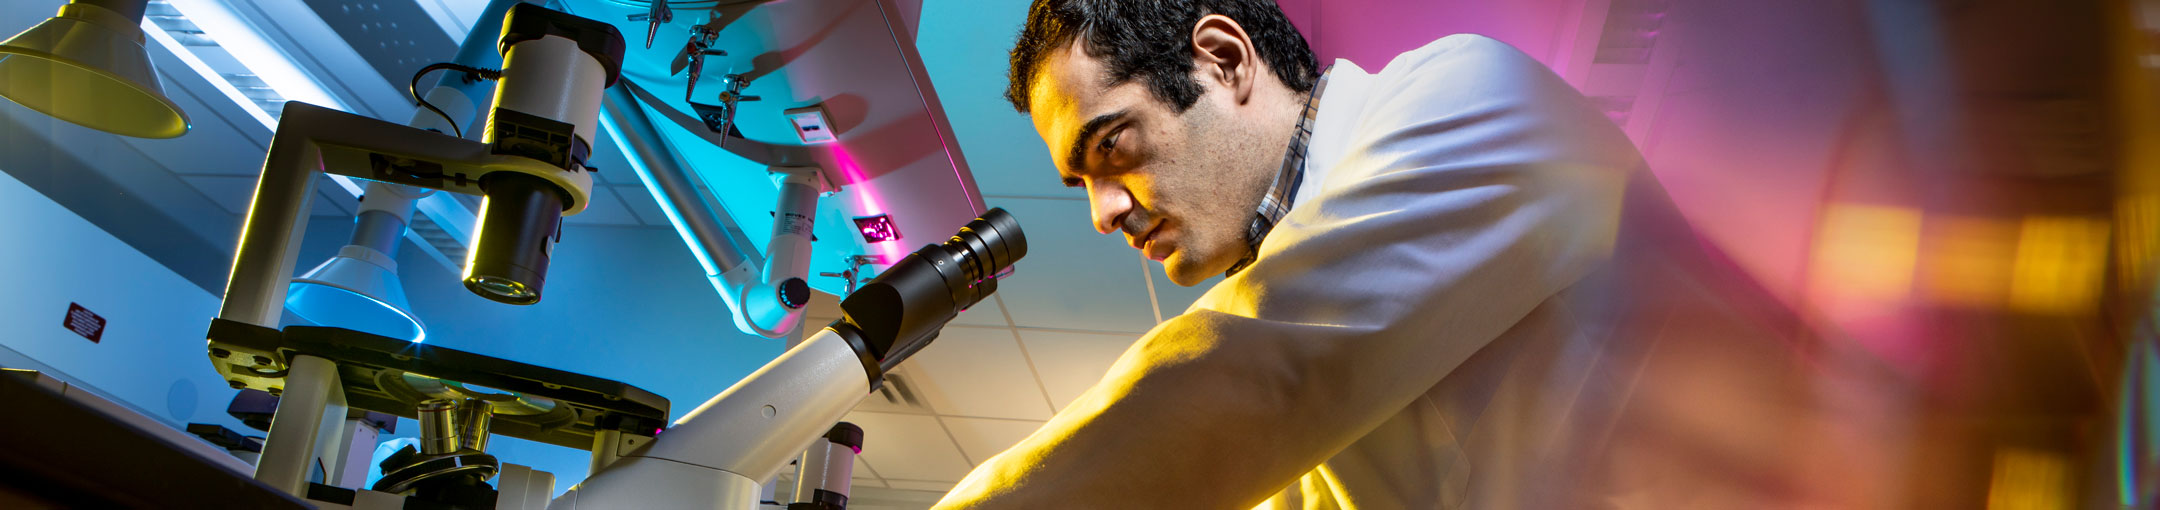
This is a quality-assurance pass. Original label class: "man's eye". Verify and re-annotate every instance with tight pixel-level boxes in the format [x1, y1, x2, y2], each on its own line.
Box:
[1098, 130, 1121, 152]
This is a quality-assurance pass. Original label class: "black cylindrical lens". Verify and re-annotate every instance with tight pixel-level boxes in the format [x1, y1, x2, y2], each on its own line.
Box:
[833, 208, 1027, 374]
[970, 207, 1026, 269]
[463, 173, 564, 305]
[944, 208, 1025, 308]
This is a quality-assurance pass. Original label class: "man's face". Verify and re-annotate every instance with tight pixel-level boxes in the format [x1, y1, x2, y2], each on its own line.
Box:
[1026, 43, 1278, 286]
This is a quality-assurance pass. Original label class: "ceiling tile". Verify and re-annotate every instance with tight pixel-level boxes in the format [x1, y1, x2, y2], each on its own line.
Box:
[951, 296, 1009, 327]
[853, 455, 884, 485]
[183, 174, 357, 219]
[612, 184, 667, 226]
[913, 0, 1080, 200]
[841, 411, 974, 482]
[181, 176, 256, 215]
[120, 65, 270, 178]
[938, 417, 1043, 466]
[785, 455, 886, 488]
[849, 366, 942, 415]
[800, 284, 1007, 328]
[122, 114, 267, 177]
[852, 477, 891, 490]
[314, 176, 359, 217]
[902, 326, 1053, 420]
[1014, 329, 1140, 412]
[587, 124, 638, 187]
[982, 198, 1156, 333]
[563, 186, 642, 227]
[804, 290, 844, 318]
[882, 480, 956, 493]
[1146, 257, 1223, 320]
[312, 189, 350, 218]
[844, 485, 946, 510]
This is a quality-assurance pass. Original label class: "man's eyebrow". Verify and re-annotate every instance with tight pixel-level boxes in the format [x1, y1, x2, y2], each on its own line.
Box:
[1062, 110, 1129, 176]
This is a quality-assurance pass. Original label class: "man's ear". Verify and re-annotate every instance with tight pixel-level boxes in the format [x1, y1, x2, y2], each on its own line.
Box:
[1190, 14, 1259, 104]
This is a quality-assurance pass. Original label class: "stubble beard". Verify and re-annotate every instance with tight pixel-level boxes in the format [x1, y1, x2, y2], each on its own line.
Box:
[1156, 101, 1276, 287]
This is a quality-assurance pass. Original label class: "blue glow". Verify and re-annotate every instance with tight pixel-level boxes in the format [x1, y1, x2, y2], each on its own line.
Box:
[286, 282, 427, 343]
[599, 111, 722, 278]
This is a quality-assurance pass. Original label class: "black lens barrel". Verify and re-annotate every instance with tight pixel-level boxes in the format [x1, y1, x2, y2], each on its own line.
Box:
[463, 173, 565, 305]
[833, 208, 1026, 375]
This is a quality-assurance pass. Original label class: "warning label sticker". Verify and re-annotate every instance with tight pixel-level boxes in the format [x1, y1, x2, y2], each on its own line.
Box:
[778, 212, 814, 237]
[64, 302, 105, 343]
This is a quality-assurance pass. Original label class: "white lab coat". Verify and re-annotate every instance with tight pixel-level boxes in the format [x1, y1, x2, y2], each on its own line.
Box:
[944, 35, 1826, 510]
[1234, 36, 1822, 508]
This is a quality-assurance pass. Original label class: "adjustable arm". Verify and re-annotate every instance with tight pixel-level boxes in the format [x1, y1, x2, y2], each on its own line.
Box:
[600, 81, 832, 339]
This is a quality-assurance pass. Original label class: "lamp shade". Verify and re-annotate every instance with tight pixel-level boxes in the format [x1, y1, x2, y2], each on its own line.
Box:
[0, 0, 189, 138]
[287, 245, 426, 343]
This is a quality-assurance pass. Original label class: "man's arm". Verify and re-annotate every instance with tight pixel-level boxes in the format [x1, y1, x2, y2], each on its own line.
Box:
[936, 35, 1641, 509]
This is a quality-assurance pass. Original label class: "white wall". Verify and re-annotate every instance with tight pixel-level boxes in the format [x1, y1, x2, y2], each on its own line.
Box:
[0, 168, 256, 436]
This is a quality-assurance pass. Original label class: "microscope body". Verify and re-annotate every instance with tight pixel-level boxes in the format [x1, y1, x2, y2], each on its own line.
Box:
[555, 209, 1026, 510]
[553, 327, 869, 509]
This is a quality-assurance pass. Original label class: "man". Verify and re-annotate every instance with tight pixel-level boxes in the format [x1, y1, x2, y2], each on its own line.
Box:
[936, 1, 1827, 508]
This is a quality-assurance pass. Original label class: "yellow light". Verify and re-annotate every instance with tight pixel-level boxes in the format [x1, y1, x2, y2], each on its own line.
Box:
[1986, 447, 2072, 510]
[2117, 193, 2160, 291]
[2009, 215, 2111, 315]
[460, 195, 492, 281]
[0, 0, 189, 138]
[1809, 204, 1923, 306]
[1922, 216, 2018, 308]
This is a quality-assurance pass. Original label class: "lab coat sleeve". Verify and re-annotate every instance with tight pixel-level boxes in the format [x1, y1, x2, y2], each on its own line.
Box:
[936, 35, 1640, 509]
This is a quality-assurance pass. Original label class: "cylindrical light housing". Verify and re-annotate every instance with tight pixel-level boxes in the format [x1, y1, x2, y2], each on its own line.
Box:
[459, 3, 622, 305]
[464, 173, 564, 305]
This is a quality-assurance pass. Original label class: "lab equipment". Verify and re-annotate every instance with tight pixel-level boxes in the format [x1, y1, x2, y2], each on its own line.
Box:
[286, 185, 434, 343]
[203, 3, 628, 496]
[600, 80, 827, 338]
[179, 0, 1003, 506]
[462, 4, 628, 304]
[627, 0, 671, 49]
[790, 423, 865, 510]
[674, 22, 723, 103]
[0, 370, 308, 508]
[553, 208, 1027, 509]
[0, 0, 189, 138]
[205, 207, 1021, 509]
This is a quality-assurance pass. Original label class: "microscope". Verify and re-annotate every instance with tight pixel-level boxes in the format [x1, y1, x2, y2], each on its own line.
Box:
[199, 2, 1029, 508]
[554, 210, 1025, 509]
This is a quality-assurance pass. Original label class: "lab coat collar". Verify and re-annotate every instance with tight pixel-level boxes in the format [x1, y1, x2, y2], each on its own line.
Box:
[1296, 59, 1377, 210]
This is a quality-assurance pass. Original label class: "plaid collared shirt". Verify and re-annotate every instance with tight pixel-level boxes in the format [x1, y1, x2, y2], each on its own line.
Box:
[1226, 71, 1330, 277]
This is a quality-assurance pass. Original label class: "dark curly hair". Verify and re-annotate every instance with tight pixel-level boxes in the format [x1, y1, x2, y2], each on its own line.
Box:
[1005, 0, 1318, 114]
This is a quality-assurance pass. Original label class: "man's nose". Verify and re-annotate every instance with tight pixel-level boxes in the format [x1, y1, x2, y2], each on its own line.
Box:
[1087, 181, 1132, 235]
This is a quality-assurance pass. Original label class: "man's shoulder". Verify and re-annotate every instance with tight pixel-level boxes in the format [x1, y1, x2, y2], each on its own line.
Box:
[1307, 32, 1638, 198]
[1315, 34, 1581, 162]
[1373, 34, 1555, 96]
[1400, 34, 1518, 63]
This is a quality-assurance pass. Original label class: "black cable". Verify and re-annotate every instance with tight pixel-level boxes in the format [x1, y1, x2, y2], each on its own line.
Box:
[408, 63, 503, 139]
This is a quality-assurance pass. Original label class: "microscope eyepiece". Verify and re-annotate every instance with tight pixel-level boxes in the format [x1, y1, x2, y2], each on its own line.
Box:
[936, 207, 1027, 307]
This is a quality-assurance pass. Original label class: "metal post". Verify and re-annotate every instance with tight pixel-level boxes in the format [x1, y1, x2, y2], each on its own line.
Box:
[254, 354, 342, 495]
[599, 84, 753, 271]
[589, 428, 624, 474]
[791, 422, 861, 509]
[330, 416, 382, 488]
[215, 132, 320, 328]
